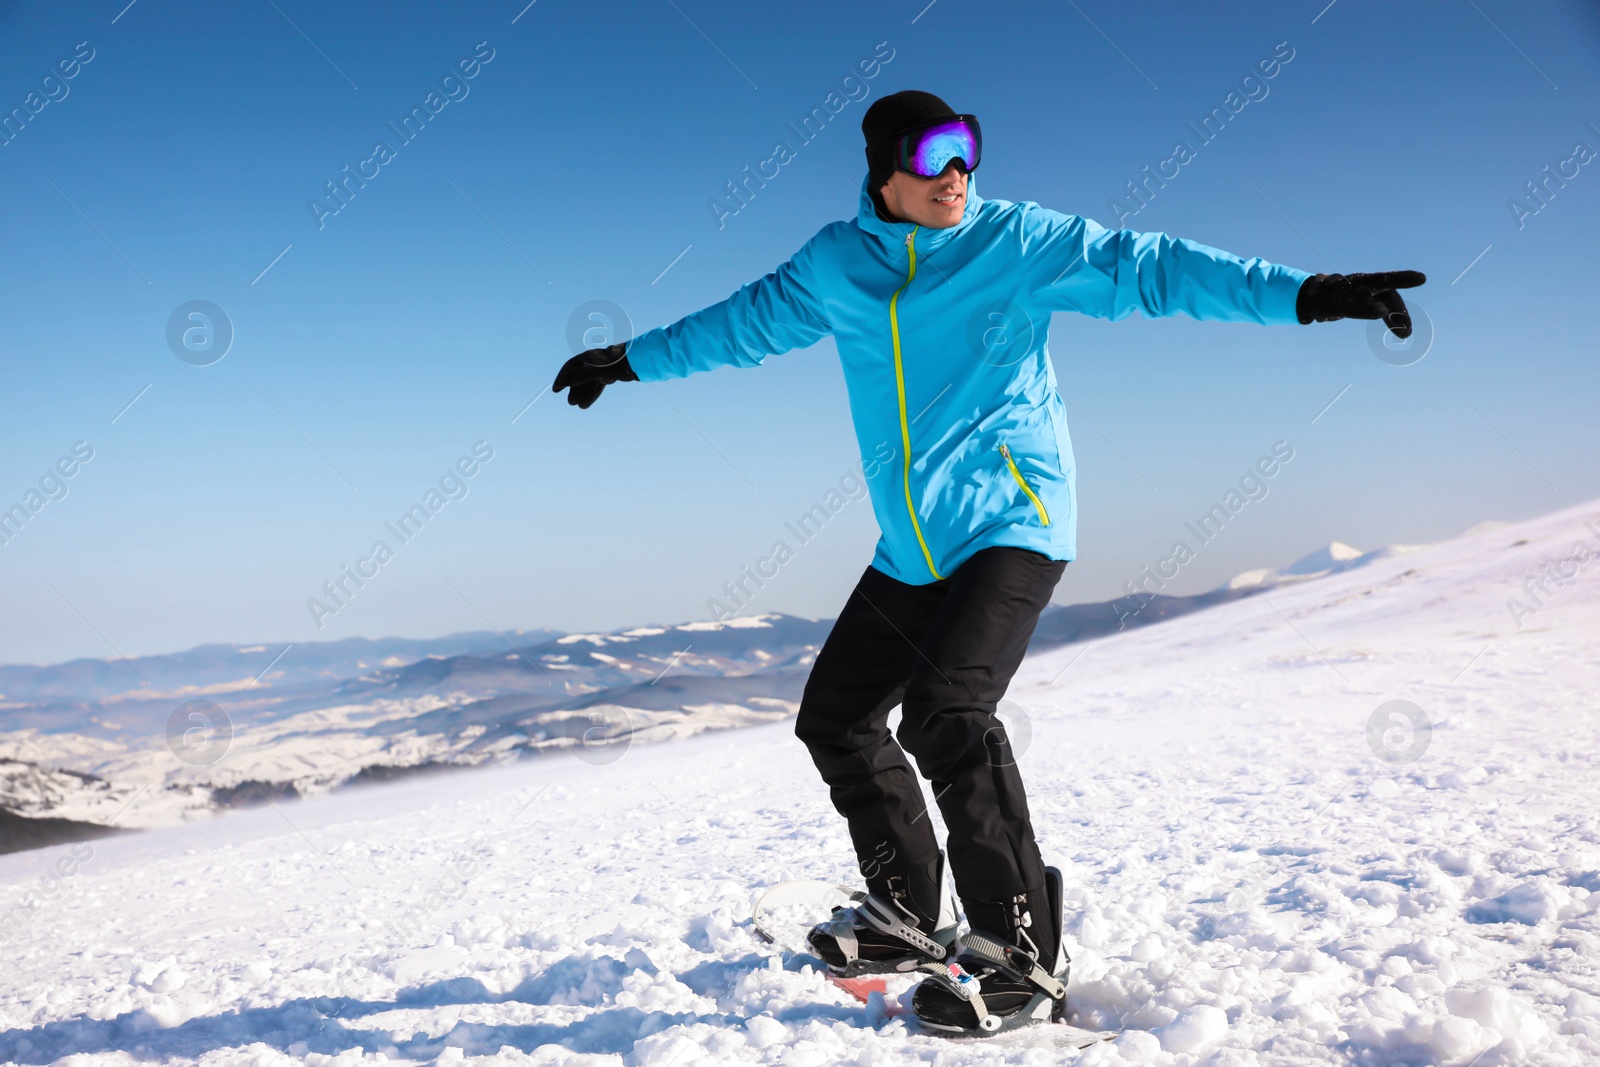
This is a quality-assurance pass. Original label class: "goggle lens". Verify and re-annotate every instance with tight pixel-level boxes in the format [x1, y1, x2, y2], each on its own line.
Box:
[895, 117, 982, 178]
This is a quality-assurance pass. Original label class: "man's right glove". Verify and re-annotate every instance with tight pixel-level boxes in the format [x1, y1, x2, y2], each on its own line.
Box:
[552, 343, 638, 409]
[1296, 271, 1426, 339]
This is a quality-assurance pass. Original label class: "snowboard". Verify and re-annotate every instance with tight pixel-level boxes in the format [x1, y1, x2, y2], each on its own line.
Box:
[750, 879, 1123, 1048]
[751, 879, 931, 1008]
[751, 879, 863, 951]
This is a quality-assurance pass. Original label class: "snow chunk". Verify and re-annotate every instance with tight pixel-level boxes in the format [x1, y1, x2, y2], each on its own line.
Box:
[132, 957, 187, 993]
[634, 1033, 705, 1064]
[1111, 1029, 1163, 1061]
[1130, 934, 1164, 962]
[1440, 765, 1490, 789]
[744, 1014, 787, 1048]
[1404, 1014, 1494, 1062]
[1158, 1004, 1228, 1053]
[1466, 881, 1565, 925]
[1446, 985, 1551, 1047]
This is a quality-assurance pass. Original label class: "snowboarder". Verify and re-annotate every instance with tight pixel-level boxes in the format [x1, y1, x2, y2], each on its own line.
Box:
[553, 90, 1423, 1035]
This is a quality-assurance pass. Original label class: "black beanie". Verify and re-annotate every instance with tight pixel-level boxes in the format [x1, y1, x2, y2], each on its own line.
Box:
[862, 90, 959, 217]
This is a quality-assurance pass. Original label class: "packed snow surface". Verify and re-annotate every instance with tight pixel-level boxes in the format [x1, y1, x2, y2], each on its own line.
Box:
[3, 499, 1599, 1065]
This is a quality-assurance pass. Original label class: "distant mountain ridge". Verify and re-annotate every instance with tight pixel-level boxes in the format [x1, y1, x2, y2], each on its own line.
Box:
[0, 614, 835, 848]
[0, 535, 1435, 853]
[0, 629, 561, 710]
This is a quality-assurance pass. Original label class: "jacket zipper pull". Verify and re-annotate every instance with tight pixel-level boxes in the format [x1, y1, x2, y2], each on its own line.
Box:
[999, 443, 1011, 460]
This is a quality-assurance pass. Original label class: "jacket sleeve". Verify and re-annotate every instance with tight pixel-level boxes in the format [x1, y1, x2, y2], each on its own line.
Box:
[1022, 204, 1310, 325]
[624, 238, 832, 382]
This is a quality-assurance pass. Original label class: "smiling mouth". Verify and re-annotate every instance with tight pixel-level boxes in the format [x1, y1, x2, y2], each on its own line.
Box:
[933, 193, 961, 204]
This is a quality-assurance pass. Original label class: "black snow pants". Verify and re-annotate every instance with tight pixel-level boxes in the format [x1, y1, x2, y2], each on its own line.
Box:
[794, 546, 1066, 907]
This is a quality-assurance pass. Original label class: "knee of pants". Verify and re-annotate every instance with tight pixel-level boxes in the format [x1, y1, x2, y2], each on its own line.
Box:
[895, 704, 1006, 783]
[903, 655, 1009, 711]
[794, 682, 850, 749]
[793, 697, 827, 747]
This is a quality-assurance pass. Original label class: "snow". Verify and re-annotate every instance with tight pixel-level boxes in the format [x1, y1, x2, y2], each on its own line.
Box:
[676, 616, 782, 632]
[1157, 1005, 1227, 1053]
[1282, 541, 1365, 575]
[1223, 537, 1426, 591]
[2, 499, 1598, 1065]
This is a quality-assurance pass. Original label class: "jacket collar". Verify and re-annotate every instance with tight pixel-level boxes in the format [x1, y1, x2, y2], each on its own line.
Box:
[855, 172, 982, 252]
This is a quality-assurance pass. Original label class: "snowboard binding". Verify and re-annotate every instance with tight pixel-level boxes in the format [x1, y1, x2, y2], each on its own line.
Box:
[806, 853, 959, 978]
[912, 866, 1071, 1036]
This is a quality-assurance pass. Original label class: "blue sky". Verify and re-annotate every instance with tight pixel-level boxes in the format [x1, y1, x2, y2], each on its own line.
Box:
[2, 0, 1596, 665]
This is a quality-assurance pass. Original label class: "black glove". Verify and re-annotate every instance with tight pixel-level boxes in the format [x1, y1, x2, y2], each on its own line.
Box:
[552, 344, 638, 409]
[1296, 271, 1426, 339]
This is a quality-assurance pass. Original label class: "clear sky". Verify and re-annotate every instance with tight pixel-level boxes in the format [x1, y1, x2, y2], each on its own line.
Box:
[2, 0, 1596, 665]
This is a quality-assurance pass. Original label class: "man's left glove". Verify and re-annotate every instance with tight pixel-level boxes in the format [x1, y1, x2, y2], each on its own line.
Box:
[1296, 271, 1426, 339]
[552, 343, 638, 409]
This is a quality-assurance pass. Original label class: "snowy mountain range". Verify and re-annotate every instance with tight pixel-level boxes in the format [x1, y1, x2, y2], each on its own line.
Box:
[0, 536, 1433, 852]
[0, 615, 832, 844]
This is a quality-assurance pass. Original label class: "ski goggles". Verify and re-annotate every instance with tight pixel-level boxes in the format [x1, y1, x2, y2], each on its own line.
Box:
[893, 115, 982, 178]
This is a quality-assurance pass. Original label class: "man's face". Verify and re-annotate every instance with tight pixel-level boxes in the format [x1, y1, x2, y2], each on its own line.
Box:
[880, 161, 968, 229]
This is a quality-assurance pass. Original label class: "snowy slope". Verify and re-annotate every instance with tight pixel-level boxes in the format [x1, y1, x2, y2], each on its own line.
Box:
[2, 500, 1598, 1066]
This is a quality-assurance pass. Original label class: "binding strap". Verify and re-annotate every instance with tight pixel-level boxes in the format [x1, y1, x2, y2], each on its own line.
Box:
[959, 930, 1066, 1000]
[819, 891, 870, 963]
[820, 891, 947, 966]
[857, 893, 949, 960]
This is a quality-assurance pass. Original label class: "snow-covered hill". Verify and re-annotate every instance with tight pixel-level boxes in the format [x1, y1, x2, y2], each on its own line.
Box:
[2, 499, 1597, 1065]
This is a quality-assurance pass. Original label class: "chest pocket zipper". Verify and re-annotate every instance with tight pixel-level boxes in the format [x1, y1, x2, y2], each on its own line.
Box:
[999, 444, 1051, 527]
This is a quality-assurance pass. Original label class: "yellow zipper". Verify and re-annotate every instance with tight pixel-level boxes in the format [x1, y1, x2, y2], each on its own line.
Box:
[999, 443, 1051, 526]
[890, 227, 943, 580]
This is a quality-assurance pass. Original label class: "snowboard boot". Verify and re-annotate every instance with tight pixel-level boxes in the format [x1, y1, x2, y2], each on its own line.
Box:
[807, 852, 959, 977]
[912, 866, 1071, 1036]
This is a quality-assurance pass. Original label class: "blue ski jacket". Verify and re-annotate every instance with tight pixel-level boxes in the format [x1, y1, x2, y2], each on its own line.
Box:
[625, 175, 1311, 585]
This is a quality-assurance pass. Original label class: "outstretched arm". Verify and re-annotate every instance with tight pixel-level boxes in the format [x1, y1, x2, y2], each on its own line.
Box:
[553, 242, 832, 408]
[1025, 206, 1309, 325]
[1023, 205, 1423, 334]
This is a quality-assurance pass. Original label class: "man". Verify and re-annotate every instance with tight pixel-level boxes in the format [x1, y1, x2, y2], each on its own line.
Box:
[553, 90, 1422, 1035]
